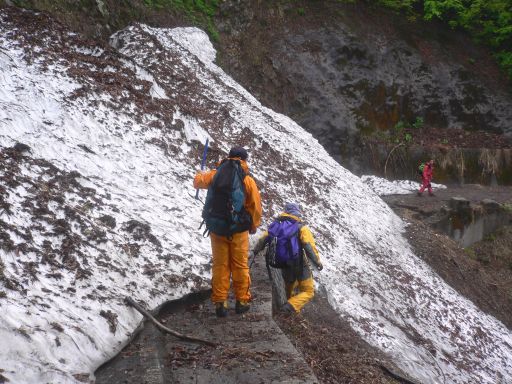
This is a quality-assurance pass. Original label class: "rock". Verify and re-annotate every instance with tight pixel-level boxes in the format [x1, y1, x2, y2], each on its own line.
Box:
[449, 197, 470, 211]
[482, 199, 500, 213]
[13, 142, 30, 153]
[98, 214, 116, 229]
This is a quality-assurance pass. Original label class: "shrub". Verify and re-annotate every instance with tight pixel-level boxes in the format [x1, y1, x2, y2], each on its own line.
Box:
[372, 1, 512, 80]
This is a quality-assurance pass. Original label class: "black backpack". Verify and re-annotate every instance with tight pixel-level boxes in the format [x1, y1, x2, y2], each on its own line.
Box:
[201, 159, 252, 236]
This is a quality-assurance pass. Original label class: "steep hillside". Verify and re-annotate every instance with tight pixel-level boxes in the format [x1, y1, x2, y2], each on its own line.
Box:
[1, 7, 512, 384]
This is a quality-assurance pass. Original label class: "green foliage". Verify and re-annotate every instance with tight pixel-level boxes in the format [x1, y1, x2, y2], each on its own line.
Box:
[368, 116, 426, 145]
[297, 7, 305, 16]
[393, 120, 406, 134]
[412, 116, 424, 129]
[485, 233, 497, 242]
[464, 247, 476, 259]
[143, 0, 220, 41]
[464, 246, 492, 265]
[441, 138, 449, 144]
[370, 0, 512, 80]
[380, 117, 424, 145]
[376, 0, 417, 12]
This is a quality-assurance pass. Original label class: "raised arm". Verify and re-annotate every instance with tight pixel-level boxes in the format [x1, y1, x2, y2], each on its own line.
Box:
[193, 169, 216, 189]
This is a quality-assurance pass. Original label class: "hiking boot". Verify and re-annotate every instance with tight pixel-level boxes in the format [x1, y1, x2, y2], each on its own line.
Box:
[429, 193, 435, 197]
[280, 302, 295, 314]
[235, 300, 250, 314]
[215, 301, 228, 318]
[416, 192, 422, 196]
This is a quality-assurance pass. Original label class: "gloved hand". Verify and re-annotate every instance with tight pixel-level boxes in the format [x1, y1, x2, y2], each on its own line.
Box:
[316, 263, 323, 271]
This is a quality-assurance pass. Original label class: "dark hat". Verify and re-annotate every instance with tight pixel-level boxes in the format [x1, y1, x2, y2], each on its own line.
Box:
[228, 146, 248, 160]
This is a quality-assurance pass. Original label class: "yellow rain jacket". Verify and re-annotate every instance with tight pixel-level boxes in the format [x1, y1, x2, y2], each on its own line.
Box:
[194, 158, 262, 303]
[253, 213, 322, 312]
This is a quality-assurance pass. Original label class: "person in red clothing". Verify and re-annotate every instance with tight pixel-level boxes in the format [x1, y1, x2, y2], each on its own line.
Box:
[418, 159, 435, 196]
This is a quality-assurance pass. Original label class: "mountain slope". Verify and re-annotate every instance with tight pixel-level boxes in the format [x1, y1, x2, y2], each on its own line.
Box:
[0, 8, 511, 384]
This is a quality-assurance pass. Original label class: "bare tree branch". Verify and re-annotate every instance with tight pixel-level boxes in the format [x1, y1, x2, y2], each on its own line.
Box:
[125, 296, 218, 347]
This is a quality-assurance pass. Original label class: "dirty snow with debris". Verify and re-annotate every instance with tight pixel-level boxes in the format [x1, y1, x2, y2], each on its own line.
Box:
[0, 9, 511, 384]
[361, 175, 447, 196]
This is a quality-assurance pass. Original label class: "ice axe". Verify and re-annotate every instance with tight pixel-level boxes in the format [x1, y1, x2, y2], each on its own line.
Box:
[194, 138, 209, 200]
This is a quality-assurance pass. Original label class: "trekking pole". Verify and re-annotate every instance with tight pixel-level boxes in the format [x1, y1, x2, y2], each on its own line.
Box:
[195, 138, 209, 200]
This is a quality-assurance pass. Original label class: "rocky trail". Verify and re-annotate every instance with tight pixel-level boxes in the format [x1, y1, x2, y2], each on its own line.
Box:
[95, 256, 320, 384]
[96, 254, 414, 384]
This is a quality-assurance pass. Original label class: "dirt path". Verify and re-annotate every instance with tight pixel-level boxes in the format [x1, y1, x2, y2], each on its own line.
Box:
[95, 258, 408, 384]
[95, 257, 319, 384]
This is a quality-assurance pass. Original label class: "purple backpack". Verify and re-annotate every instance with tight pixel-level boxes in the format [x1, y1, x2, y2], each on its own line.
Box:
[266, 219, 301, 268]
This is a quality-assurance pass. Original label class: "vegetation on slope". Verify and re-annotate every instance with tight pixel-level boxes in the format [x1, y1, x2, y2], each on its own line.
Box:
[142, 0, 220, 40]
[369, 0, 512, 79]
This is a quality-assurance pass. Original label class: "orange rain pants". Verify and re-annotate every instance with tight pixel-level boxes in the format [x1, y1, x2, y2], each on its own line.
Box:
[210, 231, 251, 303]
[285, 277, 315, 312]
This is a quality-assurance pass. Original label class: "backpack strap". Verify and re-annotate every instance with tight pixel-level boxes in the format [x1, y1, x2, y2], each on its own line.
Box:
[198, 219, 210, 237]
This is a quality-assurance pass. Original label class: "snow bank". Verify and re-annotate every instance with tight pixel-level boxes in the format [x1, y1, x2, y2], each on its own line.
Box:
[361, 175, 447, 196]
[0, 9, 511, 384]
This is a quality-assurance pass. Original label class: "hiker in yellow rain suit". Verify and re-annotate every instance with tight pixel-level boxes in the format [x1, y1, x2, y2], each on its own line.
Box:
[194, 147, 262, 317]
[253, 203, 323, 313]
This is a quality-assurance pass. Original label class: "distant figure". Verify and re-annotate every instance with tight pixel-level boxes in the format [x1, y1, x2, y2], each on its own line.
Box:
[253, 203, 323, 313]
[418, 159, 434, 196]
[194, 147, 262, 317]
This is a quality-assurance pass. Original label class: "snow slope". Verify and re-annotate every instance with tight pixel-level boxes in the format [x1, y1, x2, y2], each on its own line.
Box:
[0, 8, 511, 384]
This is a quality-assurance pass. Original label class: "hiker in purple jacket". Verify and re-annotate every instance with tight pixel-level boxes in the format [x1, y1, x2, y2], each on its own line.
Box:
[253, 203, 322, 313]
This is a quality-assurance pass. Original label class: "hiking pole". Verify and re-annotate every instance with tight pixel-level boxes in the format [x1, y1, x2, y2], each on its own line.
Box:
[195, 138, 209, 200]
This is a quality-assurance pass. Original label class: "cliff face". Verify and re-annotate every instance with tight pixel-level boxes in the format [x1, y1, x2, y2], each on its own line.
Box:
[214, 1, 512, 179]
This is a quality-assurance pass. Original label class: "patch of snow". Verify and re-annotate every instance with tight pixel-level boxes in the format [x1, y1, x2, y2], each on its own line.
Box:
[174, 109, 212, 144]
[361, 175, 447, 196]
[168, 27, 217, 65]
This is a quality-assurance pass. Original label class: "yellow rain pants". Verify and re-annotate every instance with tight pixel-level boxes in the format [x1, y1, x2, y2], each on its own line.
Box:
[210, 231, 251, 303]
[285, 277, 315, 312]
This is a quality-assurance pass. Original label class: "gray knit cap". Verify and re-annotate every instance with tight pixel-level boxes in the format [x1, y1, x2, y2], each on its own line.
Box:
[284, 202, 302, 218]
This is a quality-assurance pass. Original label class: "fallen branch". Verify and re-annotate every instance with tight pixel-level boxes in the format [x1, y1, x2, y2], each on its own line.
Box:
[378, 363, 419, 384]
[124, 296, 217, 347]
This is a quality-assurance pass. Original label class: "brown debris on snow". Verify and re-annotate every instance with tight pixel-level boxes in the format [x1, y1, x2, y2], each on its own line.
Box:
[99, 309, 118, 334]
